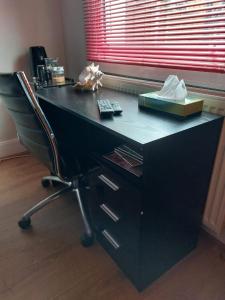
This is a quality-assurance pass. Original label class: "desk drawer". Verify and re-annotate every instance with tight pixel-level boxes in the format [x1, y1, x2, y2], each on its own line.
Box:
[89, 166, 142, 219]
[94, 205, 139, 249]
[96, 229, 139, 284]
[88, 166, 142, 247]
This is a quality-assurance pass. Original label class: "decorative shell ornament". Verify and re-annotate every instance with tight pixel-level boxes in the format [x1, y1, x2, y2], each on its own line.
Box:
[74, 63, 104, 91]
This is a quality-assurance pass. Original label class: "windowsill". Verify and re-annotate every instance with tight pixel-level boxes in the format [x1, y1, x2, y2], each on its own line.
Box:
[102, 73, 225, 116]
[95, 62, 225, 92]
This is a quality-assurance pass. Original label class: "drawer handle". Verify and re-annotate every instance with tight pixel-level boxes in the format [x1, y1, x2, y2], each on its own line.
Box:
[98, 174, 119, 191]
[102, 230, 120, 250]
[100, 204, 120, 223]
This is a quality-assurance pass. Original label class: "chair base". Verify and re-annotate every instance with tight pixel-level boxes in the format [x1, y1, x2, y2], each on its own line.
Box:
[18, 175, 94, 247]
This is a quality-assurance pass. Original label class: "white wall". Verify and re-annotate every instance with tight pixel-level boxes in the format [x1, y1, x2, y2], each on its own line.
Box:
[61, 0, 86, 79]
[0, 0, 66, 157]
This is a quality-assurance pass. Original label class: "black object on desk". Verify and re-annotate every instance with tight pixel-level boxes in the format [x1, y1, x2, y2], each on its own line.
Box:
[37, 86, 223, 291]
[110, 101, 123, 115]
[97, 99, 114, 117]
[30, 46, 47, 77]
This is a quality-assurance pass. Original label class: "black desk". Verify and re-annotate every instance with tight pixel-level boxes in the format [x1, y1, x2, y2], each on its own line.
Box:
[37, 86, 223, 290]
[37, 86, 219, 146]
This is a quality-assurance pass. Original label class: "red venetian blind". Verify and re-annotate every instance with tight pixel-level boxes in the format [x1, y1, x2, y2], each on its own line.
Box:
[84, 0, 225, 73]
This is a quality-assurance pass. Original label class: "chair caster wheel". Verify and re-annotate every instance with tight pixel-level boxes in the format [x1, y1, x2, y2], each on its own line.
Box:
[18, 217, 31, 230]
[80, 234, 94, 247]
[41, 179, 50, 188]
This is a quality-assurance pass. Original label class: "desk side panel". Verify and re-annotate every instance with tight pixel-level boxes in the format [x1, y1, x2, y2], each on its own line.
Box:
[139, 117, 223, 290]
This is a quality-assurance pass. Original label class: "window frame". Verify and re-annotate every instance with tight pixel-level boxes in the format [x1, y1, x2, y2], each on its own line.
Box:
[85, 0, 225, 92]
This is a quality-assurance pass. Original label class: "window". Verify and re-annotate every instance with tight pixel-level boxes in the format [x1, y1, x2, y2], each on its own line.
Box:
[84, 0, 225, 90]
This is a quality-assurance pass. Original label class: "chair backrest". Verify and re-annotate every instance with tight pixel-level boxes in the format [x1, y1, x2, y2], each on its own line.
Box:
[0, 72, 62, 179]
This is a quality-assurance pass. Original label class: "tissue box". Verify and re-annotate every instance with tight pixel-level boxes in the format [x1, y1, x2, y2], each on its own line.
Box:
[138, 92, 204, 117]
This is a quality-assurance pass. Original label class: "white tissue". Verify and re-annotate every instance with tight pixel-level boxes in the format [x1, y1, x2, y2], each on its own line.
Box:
[155, 75, 187, 102]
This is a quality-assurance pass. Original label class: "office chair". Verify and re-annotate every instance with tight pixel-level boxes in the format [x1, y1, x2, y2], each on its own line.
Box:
[0, 71, 94, 247]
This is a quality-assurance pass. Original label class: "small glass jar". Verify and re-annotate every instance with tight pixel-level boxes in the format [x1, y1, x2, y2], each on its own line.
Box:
[51, 66, 65, 84]
[36, 65, 48, 86]
[45, 58, 59, 82]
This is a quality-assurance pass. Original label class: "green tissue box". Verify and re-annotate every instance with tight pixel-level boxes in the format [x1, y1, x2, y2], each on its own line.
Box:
[138, 92, 204, 117]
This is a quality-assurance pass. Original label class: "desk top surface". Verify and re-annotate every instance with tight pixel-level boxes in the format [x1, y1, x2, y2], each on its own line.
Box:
[37, 86, 222, 146]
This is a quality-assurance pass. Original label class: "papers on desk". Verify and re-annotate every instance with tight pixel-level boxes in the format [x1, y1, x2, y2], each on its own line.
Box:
[103, 145, 143, 177]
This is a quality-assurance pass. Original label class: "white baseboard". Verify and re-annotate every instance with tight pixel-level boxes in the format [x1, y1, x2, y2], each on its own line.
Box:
[0, 138, 26, 159]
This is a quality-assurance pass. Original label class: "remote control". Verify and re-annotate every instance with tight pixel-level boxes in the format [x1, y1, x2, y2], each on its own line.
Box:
[111, 102, 123, 115]
[97, 99, 114, 117]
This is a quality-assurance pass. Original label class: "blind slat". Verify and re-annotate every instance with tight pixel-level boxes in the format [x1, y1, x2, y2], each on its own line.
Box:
[85, 16, 225, 30]
[88, 50, 225, 58]
[84, 0, 207, 11]
[85, 23, 225, 36]
[87, 56, 225, 67]
[84, 10, 225, 27]
[84, 0, 225, 19]
[87, 40, 225, 45]
[85, 29, 225, 39]
[84, 0, 225, 73]
[88, 54, 225, 64]
[87, 45, 225, 51]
